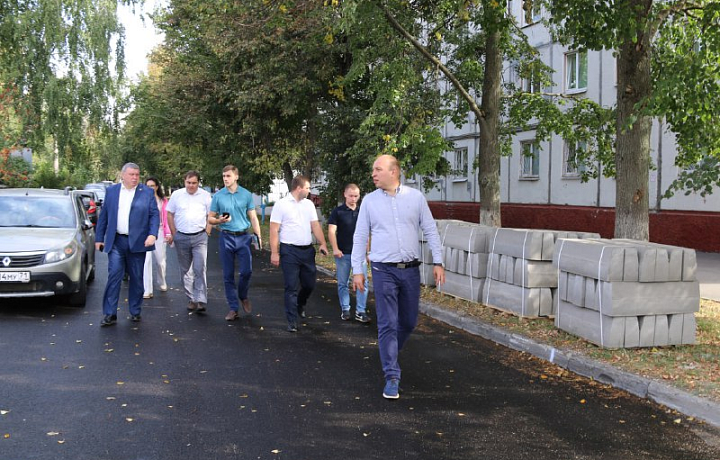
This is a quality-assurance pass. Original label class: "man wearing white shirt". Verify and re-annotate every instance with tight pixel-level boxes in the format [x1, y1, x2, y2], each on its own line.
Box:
[167, 171, 213, 313]
[269, 175, 328, 332]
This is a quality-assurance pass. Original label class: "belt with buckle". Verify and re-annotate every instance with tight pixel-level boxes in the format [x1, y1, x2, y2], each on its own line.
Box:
[383, 260, 421, 269]
[178, 230, 205, 236]
[221, 229, 248, 236]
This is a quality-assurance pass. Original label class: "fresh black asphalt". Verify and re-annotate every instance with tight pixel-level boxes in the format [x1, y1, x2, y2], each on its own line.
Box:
[1, 234, 719, 460]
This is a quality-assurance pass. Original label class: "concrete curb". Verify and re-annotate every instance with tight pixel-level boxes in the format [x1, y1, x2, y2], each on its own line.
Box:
[419, 300, 720, 428]
[317, 265, 720, 428]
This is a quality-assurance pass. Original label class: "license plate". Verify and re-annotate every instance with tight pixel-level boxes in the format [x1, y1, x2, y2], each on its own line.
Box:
[0, 271, 31, 283]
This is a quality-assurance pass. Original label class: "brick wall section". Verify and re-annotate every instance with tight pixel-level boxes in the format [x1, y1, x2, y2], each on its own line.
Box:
[427, 202, 720, 252]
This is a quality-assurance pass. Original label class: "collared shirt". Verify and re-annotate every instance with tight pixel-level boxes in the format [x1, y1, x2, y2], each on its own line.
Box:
[351, 185, 443, 274]
[327, 203, 359, 254]
[167, 187, 212, 234]
[269, 194, 318, 246]
[210, 185, 254, 232]
[116, 185, 137, 234]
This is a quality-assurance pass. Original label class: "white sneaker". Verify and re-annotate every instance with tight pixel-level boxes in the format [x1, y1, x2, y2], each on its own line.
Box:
[143, 293, 153, 299]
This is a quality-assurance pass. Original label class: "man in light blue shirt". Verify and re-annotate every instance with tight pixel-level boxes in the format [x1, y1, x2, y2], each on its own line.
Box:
[352, 154, 445, 399]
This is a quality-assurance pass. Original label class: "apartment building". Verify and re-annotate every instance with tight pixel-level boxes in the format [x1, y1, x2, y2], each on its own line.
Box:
[408, 2, 720, 252]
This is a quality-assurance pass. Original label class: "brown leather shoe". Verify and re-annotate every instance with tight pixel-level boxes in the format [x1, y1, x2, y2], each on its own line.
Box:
[187, 301, 198, 311]
[225, 310, 239, 321]
[241, 298, 252, 314]
[196, 303, 206, 313]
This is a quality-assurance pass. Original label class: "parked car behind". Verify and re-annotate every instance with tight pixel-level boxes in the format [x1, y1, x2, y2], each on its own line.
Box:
[0, 188, 96, 307]
[83, 183, 106, 205]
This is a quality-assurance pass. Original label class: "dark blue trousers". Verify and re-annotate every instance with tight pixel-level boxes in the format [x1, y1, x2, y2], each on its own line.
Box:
[219, 231, 253, 312]
[279, 243, 316, 323]
[371, 262, 421, 382]
[102, 234, 146, 317]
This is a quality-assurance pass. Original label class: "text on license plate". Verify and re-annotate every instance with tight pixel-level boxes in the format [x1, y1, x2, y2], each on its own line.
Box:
[0, 271, 31, 283]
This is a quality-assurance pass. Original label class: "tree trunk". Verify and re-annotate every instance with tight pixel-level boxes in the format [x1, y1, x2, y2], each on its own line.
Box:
[478, 27, 502, 227]
[615, 0, 652, 240]
[282, 161, 294, 191]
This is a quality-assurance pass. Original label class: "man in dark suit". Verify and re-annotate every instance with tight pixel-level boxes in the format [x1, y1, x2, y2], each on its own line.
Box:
[95, 163, 160, 326]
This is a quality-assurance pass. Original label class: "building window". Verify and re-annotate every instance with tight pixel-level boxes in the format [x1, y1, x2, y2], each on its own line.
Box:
[522, 68, 541, 94]
[565, 51, 588, 93]
[453, 147, 468, 177]
[563, 140, 587, 178]
[520, 141, 540, 178]
[521, 0, 542, 26]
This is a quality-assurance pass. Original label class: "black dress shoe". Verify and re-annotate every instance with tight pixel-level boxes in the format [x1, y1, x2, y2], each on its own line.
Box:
[130, 314, 141, 322]
[287, 321, 298, 332]
[100, 315, 117, 327]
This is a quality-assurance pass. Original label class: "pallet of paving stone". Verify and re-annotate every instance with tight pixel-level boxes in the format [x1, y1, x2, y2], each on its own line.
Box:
[481, 278, 554, 317]
[490, 228, 600, 262]
[437, 270, 484, 302]
[558, 272, 700, 316]
[555, 300, 696, 348]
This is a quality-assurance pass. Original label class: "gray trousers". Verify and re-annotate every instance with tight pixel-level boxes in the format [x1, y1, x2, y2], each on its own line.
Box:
[174, 232, 209, 304]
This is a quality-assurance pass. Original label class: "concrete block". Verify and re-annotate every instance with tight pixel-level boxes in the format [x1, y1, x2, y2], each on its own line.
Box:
[590, 281, 700, 316]
[514, 259, 557, 288]
[584, 277, 597, 309]
[654, 315, 670, 347]
[638, 316, 655, 347]
[498, 254, 508, 283]
[420, 263, 436, 287]
[456, 250, 468, 276]
[467, 252, 489, 278]
[682, 313, 697, 345]
[491, 228, 547, 261]
[554, 239, 632, 282]
[558, 271, 568, 302]
[482, 279, 553, 317]
[555, 300, 627, 348]
[614, 239, 696, 281]
[438, 270, 484, 302]
[441, 222, 495, 253]
[624, 316, 640, 348]
[667, 313, 683, 345]
[503, 254, 514, 284]
[487, 252, 501, 280]
[568, 273, 586, 307]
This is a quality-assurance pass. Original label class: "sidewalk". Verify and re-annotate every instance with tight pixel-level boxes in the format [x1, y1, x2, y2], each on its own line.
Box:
[319, 251, 720, 428]
[698, 251, 720, 301]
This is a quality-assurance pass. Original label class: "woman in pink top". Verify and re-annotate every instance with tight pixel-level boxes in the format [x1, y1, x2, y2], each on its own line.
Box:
[143, 177, 172, 298]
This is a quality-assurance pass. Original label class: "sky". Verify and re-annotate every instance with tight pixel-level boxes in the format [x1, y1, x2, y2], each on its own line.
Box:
[118, 0, 165, 82]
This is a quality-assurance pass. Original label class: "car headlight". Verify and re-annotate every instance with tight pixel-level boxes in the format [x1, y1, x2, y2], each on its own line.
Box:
[44, 241, 78, 263]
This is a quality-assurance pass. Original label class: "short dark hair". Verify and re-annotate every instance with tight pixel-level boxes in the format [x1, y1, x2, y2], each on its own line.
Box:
[184, 170, 201, 182]
[291, 175, 309, 191]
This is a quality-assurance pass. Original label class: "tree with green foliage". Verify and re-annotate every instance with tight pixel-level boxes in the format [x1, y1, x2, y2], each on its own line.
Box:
[0, 0, 129, 180]
[546, 0, 720, 239]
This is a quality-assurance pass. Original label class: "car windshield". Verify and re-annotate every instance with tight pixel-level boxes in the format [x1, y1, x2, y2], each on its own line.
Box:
[0, 197, 76, 228]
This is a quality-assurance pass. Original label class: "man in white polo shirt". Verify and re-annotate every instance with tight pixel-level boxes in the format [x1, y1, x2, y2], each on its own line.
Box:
[269, 175, 328, 332]
[167, 170, 213, 312]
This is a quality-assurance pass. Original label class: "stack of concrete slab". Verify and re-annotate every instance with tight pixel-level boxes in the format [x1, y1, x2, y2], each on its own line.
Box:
[482, 228, 600, 318]
[553, 238, 699, 348]
[422, 220, 496, 302]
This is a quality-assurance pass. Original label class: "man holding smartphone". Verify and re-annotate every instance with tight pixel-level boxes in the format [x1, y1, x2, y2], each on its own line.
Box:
[209, 165, 262, 321]
[269, 175, 328, 332]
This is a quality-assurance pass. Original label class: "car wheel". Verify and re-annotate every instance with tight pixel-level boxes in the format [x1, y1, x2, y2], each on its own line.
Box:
[68, 265, 88, 308]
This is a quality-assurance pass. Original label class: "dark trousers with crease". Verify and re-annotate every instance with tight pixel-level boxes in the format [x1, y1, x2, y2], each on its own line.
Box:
[279, 243, 316, 323]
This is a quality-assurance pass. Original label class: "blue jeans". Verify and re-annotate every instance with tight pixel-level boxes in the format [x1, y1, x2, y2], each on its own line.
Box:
[219, 231, 253, 311]
[371, 262, 421, 381]
[102, 234, 146, 316]
[279, 243, 316, 323]
[335, 254, 367, 314]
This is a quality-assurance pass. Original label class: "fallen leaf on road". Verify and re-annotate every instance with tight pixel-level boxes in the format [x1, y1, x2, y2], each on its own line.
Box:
[106, 397, 116, 401]
[76, 340, 82, 343]
[47, 432, 60, 436]
[41, 357, 47, 361]
[125, 418, 134, 422]
[3, 434, 9, 439]
[78, 366, 85, 369]
[57, 440, 65, 444]
[117, 381, 125, 385]
[674, 418, 682, 424]
[363, 433, 369, 437]
[104, 349, 114, 353]
[580, 399, 586, 404]
[0, 410, 9, 415]
[271, 449, 281, 454]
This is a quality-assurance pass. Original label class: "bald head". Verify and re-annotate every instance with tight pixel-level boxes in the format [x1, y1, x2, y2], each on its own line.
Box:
[372, 154, 401, 193]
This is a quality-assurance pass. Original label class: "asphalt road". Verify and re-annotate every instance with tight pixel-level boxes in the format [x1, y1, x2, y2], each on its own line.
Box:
[1, 234, 719, 460]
